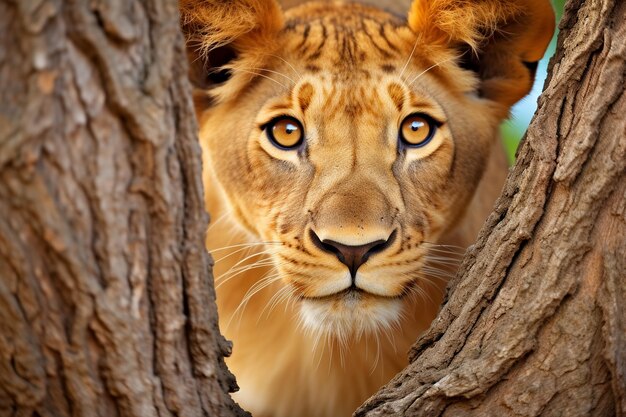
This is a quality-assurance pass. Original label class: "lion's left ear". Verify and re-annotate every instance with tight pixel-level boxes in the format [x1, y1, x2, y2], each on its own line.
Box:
[179, 0, 284, 102]
[408, 0, 555, 109]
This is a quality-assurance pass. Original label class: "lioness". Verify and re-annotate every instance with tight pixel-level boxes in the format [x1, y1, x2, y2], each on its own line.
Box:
[180, 1, 554, 416]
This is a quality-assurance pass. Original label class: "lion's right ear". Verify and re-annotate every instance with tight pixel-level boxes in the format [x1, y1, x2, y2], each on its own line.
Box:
[179, 0, 284, 99]
[407, 0, 554, 110]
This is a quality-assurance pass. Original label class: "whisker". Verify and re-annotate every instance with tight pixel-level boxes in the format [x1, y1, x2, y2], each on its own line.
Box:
[216, 256, 273, 281]
[247, 67, 298, 84]
[239, 276, 283, 309]
[408, 56, 458, 86]
[426, 259, 463, 268]
[409, 283, 437, 307]
[216, 249, 275, 279]
[418, 276, 447, 297]
[400, 35, 420, 80]
[327, 333, 335, 375]
[210, 241, 282, 254]
[216, 260, 275, 288]
[338, 334, 346, 369]
[218, 223, 247, 247]
[313, 331, 331, 373]
[226, 275, 284, 332]
[207, 210, 234, 232]
[424, 247, 466, 256]
[423, 241, 466, 250]
[264, 54, 303, 80]
[260, 284, 292, 320]
[424, 256, 462, 266]
[213, 243, 280, 263]
[425, 251, 464, 259]
[233, 68, 288, 89]
[370, 330, 381, 375]
[420, 267, 456, 280]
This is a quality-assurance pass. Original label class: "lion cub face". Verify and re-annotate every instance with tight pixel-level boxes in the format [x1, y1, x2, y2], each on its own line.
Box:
[183, 0, 554, 337]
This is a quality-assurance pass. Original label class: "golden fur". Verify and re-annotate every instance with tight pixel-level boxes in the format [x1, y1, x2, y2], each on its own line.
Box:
[180, 1, 554, 416]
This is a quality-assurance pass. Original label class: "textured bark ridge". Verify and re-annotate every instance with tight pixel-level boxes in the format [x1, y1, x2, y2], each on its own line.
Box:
[0, 0, 246, 416]
[356, 0, 625, 416]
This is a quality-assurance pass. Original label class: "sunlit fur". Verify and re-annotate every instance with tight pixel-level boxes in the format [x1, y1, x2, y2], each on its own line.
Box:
[181, 1, 554, 416]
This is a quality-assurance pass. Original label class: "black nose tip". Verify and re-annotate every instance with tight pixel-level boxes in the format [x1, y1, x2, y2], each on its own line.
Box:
[310, 230, 396, 278]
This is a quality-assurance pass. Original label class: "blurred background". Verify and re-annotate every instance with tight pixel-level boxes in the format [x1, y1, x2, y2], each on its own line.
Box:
[502, 0, 565, 163]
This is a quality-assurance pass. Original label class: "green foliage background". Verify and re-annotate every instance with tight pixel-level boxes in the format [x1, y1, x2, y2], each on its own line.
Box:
[501, 0, 565, 163]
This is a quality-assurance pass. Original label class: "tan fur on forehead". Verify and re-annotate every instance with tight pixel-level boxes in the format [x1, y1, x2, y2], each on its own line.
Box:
[284, 1, 403, 23]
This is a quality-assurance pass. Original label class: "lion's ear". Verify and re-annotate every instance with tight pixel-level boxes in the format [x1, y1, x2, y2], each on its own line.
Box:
[179, 0, 284, 98]
[408, 0, 555, 108]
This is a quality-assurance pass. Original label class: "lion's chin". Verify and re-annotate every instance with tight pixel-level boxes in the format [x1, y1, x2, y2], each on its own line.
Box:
[298, 289, 404, 339]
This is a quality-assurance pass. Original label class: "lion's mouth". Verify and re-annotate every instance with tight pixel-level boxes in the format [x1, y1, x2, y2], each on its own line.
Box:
[298, 285, 408, 303]
[299, 286, 365, 302]
[297, 285, 408, 336]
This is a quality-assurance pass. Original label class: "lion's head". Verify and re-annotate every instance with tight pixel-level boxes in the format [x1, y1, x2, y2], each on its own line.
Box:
[181, 0, 554, 338]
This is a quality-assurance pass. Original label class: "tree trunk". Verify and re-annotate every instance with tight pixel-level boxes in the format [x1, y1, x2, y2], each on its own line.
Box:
[0, 0, 246, 416]
[355, 0, 626, 415]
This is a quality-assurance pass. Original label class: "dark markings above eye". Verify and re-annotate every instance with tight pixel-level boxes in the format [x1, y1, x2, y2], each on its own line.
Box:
[387, 83, 404, 112]
[297, 24, 311, 49]
[297, 83, 315, 112]
[305, 64, 321, 73]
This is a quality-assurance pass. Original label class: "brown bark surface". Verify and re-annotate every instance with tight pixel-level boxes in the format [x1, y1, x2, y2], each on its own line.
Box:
[0, 0, 246, 416]
[356, 0, 626, 415]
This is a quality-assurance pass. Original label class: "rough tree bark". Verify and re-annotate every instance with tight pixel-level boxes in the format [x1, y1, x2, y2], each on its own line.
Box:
[356, 0, 625, 415]
[0, 0, 246, 416]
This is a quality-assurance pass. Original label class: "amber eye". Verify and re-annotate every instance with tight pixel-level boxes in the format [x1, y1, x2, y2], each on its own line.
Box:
[266, 116, 304, 149]
[399, 114, 436, 148]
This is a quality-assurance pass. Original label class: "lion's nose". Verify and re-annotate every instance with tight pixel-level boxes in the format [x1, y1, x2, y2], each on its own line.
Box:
[310, 230, 396, 278]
